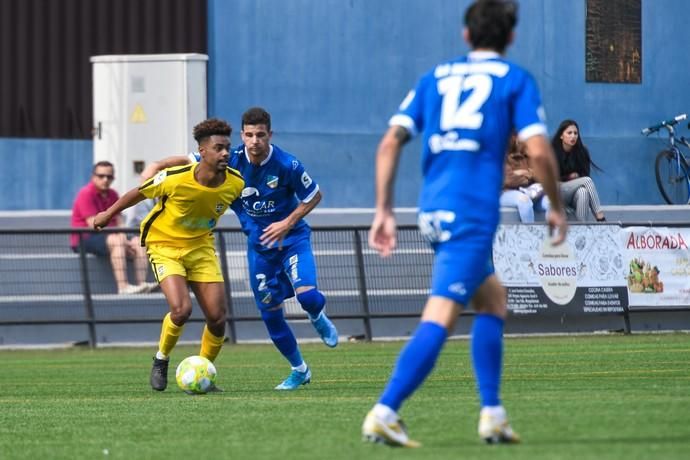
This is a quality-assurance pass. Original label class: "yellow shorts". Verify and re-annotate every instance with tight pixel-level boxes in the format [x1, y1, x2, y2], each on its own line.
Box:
[147, 243, 224, 283]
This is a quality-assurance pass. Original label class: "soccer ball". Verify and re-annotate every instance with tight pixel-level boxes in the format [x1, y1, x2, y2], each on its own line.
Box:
[175, 355, 217, 394]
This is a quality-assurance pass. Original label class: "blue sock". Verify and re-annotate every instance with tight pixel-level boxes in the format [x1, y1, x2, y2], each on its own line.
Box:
[379, 321, 447, 411]
[261, 309, 303, 367]
[471, 314, 504, 407]
[297, 289, 326, 320]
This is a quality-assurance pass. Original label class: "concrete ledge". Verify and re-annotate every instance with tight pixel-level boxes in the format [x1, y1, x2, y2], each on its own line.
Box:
[499, 204, 690, 224]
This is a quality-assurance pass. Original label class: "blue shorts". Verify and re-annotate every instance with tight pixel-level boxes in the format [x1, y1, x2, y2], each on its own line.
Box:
[429, 234, 495, 307]
[72, 233, 108, 256]
[246, 237, 318, 311]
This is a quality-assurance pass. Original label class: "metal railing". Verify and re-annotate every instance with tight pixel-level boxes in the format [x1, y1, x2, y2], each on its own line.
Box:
[1, 223, 687, 346]
[0, 226, 433, 346]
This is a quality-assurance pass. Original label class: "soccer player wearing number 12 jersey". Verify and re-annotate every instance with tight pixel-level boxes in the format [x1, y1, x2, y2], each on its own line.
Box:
[362, 0, 568, 447]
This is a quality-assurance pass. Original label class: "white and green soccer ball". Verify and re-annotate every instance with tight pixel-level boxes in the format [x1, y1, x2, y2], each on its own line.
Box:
[175, 355, 217, 394]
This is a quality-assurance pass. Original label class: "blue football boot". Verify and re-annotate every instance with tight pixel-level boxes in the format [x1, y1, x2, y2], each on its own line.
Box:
[274, 367, 312, 390]
[311, 312, 338, 348]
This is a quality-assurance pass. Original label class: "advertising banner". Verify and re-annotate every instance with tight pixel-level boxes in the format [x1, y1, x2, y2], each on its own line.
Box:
[622, 226, 690, 308]
[493, 225, 628, 315]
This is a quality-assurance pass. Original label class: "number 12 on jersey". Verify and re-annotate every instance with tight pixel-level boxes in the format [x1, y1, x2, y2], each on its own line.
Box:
[438, 74, 492, 131]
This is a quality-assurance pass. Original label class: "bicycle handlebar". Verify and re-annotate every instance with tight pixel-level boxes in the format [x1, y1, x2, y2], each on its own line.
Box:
[642, 113, 687, 135]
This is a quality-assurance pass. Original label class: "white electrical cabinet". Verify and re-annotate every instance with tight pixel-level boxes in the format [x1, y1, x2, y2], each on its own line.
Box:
[91, 53, 208, 194]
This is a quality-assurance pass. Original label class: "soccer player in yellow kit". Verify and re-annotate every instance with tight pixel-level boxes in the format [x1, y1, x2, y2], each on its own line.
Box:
[93, 118, 244, 391]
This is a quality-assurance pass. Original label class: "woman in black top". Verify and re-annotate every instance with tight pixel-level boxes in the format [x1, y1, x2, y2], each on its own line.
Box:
[551, 119, 606, 222]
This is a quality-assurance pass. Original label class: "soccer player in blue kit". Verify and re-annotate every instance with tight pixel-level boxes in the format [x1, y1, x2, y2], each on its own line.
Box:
[362, 0, 568, 447]
[229, 107, 338, 389]
[147, 107, 338, 390]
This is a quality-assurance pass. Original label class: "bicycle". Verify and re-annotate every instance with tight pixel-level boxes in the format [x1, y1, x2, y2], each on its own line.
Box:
[642, 113, 690, 204]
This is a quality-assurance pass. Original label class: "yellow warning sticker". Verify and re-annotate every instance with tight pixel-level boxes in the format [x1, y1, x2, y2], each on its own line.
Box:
[130, 104, 147, 123]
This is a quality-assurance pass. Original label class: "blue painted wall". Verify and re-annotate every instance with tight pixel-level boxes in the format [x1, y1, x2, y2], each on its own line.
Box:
[536, 0, 690, 205]
[207, 0, 690, 207]
[0, 139, 92, 210]
[3, 0, 690, 209]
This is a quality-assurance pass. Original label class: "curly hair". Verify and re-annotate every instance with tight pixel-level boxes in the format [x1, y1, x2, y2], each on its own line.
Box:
[193, 118, 232, 143]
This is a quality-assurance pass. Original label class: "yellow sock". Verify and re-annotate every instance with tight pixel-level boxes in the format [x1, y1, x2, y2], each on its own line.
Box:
[200, 325, 225, 362]
[158, 313, 184, 357]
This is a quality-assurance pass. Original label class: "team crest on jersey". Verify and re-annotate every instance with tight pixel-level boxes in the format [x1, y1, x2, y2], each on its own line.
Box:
[266, 175, 279, 189]
[215, 203, 224, 213]
[292, 160, 299, 170]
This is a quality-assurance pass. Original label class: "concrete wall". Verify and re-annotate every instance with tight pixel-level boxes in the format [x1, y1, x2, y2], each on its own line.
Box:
[2, 0, 690, 209]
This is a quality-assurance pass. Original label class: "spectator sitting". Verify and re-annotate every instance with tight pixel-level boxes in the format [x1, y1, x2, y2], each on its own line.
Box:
[552, 119, 606, 222]
[125, 181, 161, 294]
[70, 161, 156, 295]
[500, 134, 549, 222]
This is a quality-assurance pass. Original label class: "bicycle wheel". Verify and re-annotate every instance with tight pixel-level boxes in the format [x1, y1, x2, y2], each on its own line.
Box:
[655, 149, 690, 204]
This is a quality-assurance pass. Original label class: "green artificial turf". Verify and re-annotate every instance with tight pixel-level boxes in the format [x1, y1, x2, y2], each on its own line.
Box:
[1, 333, 688, 460]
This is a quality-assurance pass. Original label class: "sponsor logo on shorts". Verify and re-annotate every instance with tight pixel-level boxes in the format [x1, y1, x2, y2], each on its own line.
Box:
[448, 282, 466, 296]
[289, 255, 299, 282]
[261, 292, 273, 304]
[418, 211, 456, 243]
[157, 265, 166, 276]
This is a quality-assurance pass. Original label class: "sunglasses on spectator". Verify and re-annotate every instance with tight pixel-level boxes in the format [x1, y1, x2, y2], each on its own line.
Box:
[94, 174, 114, 180]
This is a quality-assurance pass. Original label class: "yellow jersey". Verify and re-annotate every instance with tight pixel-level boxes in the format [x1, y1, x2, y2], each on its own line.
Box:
[138, 163, 244, 248]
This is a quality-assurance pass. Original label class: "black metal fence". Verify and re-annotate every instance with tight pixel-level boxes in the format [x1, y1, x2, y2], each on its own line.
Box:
[0, 226, 433, 346]
[2, 224, 686, 347]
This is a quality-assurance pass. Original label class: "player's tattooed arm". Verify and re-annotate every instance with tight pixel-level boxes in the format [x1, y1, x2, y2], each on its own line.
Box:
[393, 126, 411, 145]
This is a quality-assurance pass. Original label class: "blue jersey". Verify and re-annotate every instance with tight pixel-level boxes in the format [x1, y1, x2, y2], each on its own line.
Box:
[392, 51, 547, 234]
[190, 145, 319, 250]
